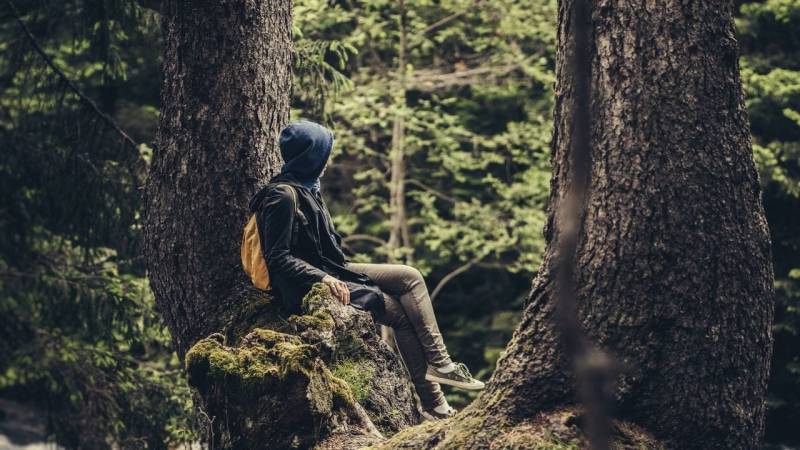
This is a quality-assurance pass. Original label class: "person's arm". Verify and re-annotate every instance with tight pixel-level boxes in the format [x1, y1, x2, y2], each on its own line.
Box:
[258, 186, 328, 289]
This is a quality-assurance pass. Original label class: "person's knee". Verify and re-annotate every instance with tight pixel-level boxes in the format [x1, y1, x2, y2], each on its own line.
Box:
[399, 264, 422, 279]
[399, 264, 424, 289]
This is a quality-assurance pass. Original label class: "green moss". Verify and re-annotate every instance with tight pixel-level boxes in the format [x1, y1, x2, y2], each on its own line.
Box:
[366, 419, 448, 449]
[367, 406, 665, 450]
[432, 415, 485, 449]
[184, 326, 368, 441]
[306, 363, 335, 416]
[370, 408, 405, 435]
[184, 328, 318, 394]
[303, 361, 360, 419]
[248, 328, 302, 346]
[281, 283, 339, 334]
[533, 432, 581, 450]
[302, 283, 334, 312]
[326, 367, 358, 407]
[289, 310, 335, 331]
[336, 330, 366, 358]
[331, 359, 374, 404]
[272, 341, 316, 377]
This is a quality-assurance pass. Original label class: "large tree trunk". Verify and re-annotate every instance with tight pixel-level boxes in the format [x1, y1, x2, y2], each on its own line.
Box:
[144, 0, 773, 448]
[144, 0, 291, 362]
[378, 1, 774, 449]
[143, 1, 420, 448]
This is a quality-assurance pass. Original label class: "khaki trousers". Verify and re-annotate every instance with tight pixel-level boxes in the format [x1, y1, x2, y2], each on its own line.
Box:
[345, 262, 453, 409]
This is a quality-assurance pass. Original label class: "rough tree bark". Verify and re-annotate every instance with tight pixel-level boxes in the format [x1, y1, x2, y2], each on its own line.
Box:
[144, 0, 773, 448]
[143, 1, 420, 448]
[375, 1, 774, 449]
[144, 0, 291, 361]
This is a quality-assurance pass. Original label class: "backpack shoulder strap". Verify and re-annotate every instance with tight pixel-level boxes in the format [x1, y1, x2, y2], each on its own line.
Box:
[274, 183, 300, 215]
[272, 183, 304, 247]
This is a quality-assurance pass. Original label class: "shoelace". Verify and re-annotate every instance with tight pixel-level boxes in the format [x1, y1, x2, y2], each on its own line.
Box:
[453, 362, 473, 380]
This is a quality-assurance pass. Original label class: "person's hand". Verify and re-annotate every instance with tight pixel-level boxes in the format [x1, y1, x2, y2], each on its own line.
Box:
[321, 275, 350, 305]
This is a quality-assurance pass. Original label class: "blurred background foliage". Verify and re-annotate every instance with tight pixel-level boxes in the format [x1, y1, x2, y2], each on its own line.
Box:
[0, 0, 797, 448]
[737, 0, 800, 445]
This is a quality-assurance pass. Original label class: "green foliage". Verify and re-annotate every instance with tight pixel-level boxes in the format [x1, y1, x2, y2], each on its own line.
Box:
[0, 234, 196, 448]
[1, 0, 799, 447]
[738, 0, 800, 445]
[320, 0, 556, 273]
[0, 1, 194, 448]
[292, 0, 556, 397]
[293, 4, 800, 446]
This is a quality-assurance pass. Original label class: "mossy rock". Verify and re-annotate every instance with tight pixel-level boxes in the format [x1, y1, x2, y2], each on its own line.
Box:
[289, 310, 335, 331]
[185, 326, 379, 448]
[184, 282, 421, 448]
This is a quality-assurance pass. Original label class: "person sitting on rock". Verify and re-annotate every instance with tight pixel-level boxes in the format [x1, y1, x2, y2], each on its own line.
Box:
[249, 118, 486, 421]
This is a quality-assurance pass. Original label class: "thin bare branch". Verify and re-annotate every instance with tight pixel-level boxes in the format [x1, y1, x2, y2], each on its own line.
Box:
[407, 0, 483, 52]
[6, 0, 139, 150]
[405, 178, 457, 203]
[430, 252, 486, 301]
[341, 234, 388, 247]
[420, 11, 468, 36]
[408, 62, 524, 91]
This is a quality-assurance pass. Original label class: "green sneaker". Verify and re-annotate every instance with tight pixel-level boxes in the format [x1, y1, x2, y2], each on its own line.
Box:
[425, 362, 485, 390]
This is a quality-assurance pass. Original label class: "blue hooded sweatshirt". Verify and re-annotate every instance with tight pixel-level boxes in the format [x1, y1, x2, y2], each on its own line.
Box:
[277, 119, 333, 194]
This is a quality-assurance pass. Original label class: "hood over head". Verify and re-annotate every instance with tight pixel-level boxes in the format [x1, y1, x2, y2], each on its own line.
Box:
[277, 119, 333, 184]
[248, 119, 334, 212]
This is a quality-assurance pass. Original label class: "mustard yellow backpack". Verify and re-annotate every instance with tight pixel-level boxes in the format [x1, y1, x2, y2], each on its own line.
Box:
[241, 184, 299, 291]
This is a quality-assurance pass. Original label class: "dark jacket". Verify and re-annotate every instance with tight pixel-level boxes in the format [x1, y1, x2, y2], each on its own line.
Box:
[248, 172, 381, 315]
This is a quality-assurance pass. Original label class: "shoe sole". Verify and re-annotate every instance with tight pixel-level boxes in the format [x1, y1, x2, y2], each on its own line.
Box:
[425, 373, 486, 390]
[420, 410, 451, 421]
